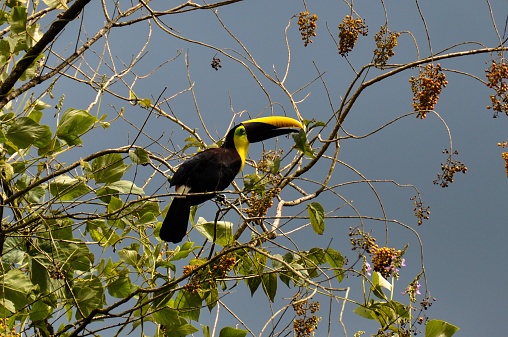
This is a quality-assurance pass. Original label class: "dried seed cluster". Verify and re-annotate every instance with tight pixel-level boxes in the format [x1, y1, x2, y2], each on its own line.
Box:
[433, 149, 467, 188]
[498, 141, 508, 177]
[298, 11, 318, 47]
[211, 56, 222, 71]
[409, 63, 448, 118]
[485, 60, 508, 117]
[292, 292, 322, 337]
[244, 150, 282, 220]
[410, 196, 430, 226]
[183, 255, 237, 294]
[373, 25, 400, 68]
[338, 15, 368, 56]
[349, 227, 378, 254]
[47, 262, 65, 279]
[372, 247, 402, 279]
[420, 296, 436, 310]
[245, 187, 281, 218]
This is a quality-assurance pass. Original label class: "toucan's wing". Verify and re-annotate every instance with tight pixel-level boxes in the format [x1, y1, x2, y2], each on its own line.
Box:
[170, 148, 241, 205]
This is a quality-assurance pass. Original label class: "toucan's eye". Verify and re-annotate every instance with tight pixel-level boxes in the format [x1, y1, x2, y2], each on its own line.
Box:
[236, 126, 246, 136]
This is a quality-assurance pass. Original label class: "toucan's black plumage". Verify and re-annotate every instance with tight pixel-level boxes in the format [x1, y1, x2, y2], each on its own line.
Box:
[159, 116, 303, 243]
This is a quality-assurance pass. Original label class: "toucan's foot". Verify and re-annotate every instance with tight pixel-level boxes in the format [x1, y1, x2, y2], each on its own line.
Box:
[214, 194, 228, 205]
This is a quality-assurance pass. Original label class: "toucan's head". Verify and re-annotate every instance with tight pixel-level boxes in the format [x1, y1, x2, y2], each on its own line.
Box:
[223, 116, 304, 171]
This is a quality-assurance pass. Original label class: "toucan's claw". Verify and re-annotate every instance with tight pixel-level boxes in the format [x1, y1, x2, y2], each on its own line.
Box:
[214, 194, 228, 205]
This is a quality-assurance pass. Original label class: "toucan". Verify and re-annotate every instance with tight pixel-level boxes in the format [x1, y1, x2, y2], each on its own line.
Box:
[159, 116, 304, 243]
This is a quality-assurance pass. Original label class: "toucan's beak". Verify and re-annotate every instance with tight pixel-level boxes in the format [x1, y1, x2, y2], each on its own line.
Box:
[242, 116, 303, 143]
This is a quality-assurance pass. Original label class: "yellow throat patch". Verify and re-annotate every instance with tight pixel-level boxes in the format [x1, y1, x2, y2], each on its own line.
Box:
[233, 125, 250, 172]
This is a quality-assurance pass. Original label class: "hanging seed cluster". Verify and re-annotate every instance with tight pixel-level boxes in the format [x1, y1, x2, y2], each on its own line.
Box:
[211, 56, 222, 71]
[409, 63, 448, 118]
[373, 25, 400, 68]
[485, 60, 508, 117]
[497, 141, 508, 177]
[338, 15, 368, 56]
[298, 11, 318, 47]
[410, 196, 430, 226]
[433, 149, 467, 188]
[292, 292, 322, 337]
[372, 247, 403, 279]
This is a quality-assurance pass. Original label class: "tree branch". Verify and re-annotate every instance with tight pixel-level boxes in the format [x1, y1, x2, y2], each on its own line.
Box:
[0, 0, 92, 102]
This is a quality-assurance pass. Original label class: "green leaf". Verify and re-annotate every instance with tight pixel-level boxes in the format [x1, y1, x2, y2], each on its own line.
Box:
[165, 322, 199, 337]
[205, 287, 219, 311]
[107, 196, 130, 229]
[56, 108, 96, 146]
[182, 136, 204, 153]
[246, 275, 261, 296]
[353, 304, 376, 320]
[303, 119, 326, 131]
[0, 129, 7, 144]
[6, 117, 52, 149]
[2, 235, 25, 264]
[306, 247, 326, 265]
[354, 301, 409, 328]
[261, 272, 277, 302]
[29, 300, 52, 322]
[195, 217, 234, 247]
[37, 138, 63, 156]
[92, 153, 130, 183]
[86, 219, 121, 247]
[26, 23, 42, 48]
[107, 276, 135, 298]
[139, 98, 151, 107]
[307, 202, 325, 235]
[152, 307, 179, 325]
[9, 6, 27, 34]
[119, 247, 141, 267]
[170, 242, 198, 262]
[20, 54, 44, 82]
[98, 180, 144, 196]
[325, 248, 344, 282]
[269, 156, 281, 174]
[243, 173, 267, 195]
[201, 325, 211, 337]
[219, 327, 248, 337]
[72, 275, 104, 320]
[0, 9, 8, 26]
[174, 289, 202, 321]
[41, 0, 67, 9]
[425, 319, 459, 337]
[129, 148, 150, 164]
[292, 129, 315, 158]
[0, 269, 36, 312]
[16, 175, 47, 204]
[28, 254, 66, 299]
[49, 175, 89, 201]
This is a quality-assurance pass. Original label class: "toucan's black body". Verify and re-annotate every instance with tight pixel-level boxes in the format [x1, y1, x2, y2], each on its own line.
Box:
[159, 117, 303, 243]
[159, 148, 241, 243]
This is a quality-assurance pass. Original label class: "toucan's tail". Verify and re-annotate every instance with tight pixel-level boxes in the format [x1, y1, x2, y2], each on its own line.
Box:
[159, 197, 191, 243]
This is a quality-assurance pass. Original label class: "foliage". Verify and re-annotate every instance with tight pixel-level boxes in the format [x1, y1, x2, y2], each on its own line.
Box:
[0, 0, 504, 336]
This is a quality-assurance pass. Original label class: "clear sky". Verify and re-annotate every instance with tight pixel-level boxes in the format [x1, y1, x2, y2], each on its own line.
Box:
[46, 0, 508, 335]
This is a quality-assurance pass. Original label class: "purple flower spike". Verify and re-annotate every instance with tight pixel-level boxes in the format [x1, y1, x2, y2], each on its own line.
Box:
[365, 262, 372, 276]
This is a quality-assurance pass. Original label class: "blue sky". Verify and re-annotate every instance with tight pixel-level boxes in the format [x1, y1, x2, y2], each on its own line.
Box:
[42, 0, 508, 335]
